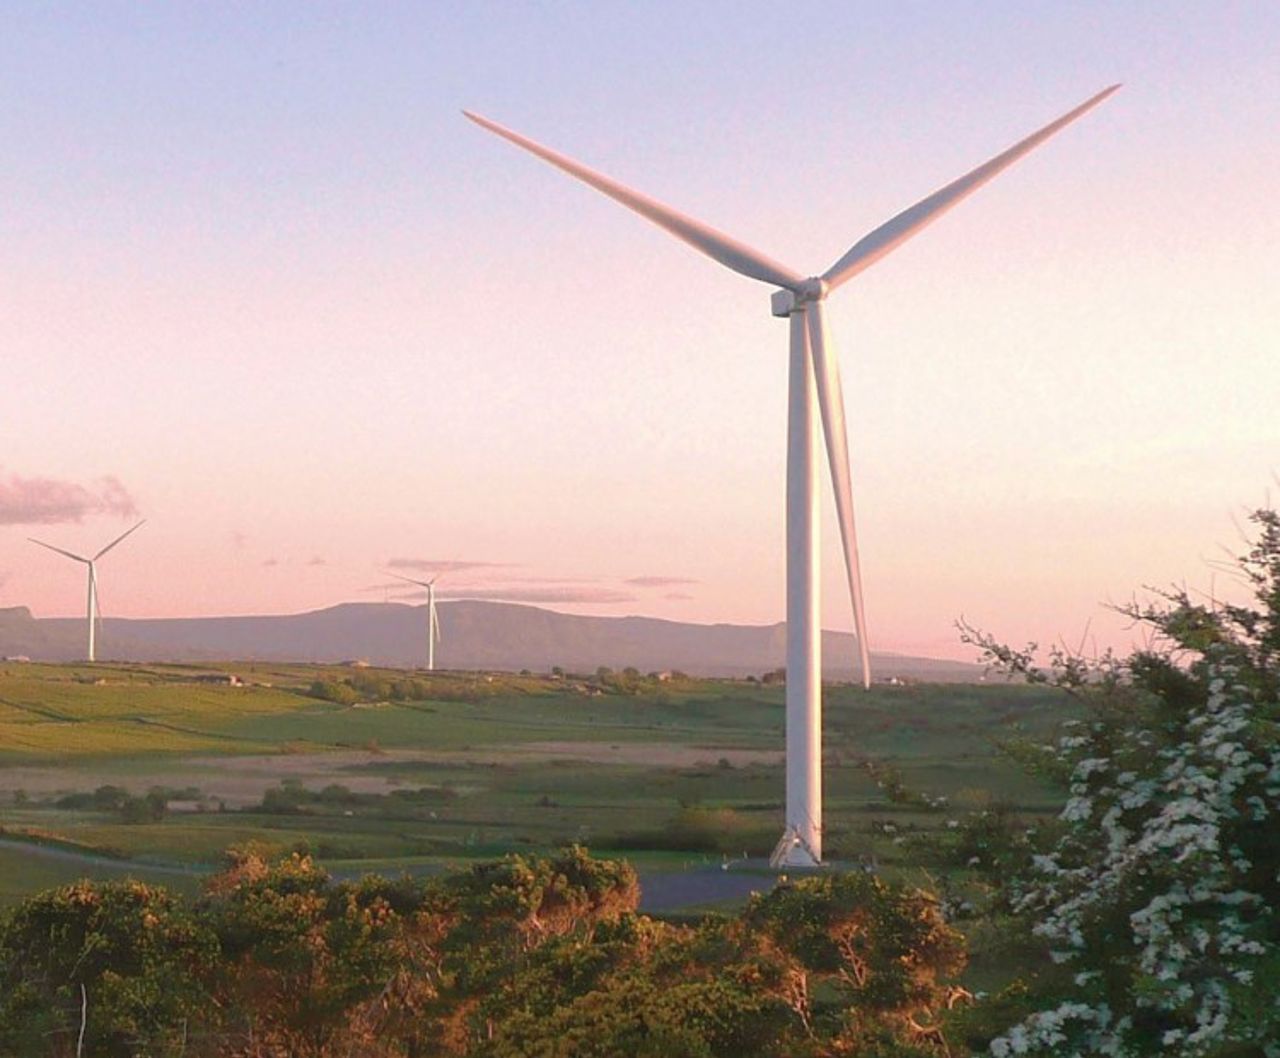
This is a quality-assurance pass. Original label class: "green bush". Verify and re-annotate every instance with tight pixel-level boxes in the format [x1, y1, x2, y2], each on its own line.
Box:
[0, 847, 972, 1057]
[612, 804, 749, 853]
[306, 679, 360, 705]
[962, 507, 1280, 1057]
[0, 880, 216, 1056]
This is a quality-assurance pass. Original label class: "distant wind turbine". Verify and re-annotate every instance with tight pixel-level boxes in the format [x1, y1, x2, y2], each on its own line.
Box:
[465, 85, 1118, 866]
[387, 572, 442, 670]
[29, 521, 146, 663]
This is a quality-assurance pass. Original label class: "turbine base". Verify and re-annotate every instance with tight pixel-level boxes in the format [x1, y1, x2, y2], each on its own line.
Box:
[770, 827, 821, 869]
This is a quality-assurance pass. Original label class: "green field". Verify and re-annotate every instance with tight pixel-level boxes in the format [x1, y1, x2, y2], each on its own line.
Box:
[0, 660, 1072, 907]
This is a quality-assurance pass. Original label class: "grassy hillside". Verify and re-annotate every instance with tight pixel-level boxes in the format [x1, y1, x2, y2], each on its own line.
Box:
[0, 661, 1073, 907]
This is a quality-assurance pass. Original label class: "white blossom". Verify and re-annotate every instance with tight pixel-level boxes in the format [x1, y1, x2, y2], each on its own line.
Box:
[990, 662, 1276, 1056]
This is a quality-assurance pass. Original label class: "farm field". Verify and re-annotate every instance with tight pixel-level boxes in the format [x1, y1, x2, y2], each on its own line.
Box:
[0, 660, 1073, 910]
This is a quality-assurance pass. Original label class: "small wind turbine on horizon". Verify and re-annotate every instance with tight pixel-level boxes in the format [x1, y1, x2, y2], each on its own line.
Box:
[387, 571, 442, 671]
[465, 85, 1118, 866]
[28, 521, 146, 663]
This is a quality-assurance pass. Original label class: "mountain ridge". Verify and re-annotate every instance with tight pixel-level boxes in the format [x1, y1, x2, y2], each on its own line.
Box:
[0, 600, 983, 680]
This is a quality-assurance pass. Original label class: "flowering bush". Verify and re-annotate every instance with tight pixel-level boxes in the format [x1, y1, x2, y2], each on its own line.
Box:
[964, 509, 1280, 1057]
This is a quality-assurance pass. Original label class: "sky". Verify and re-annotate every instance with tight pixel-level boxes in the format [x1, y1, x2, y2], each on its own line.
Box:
[2, 2, 1278, 661]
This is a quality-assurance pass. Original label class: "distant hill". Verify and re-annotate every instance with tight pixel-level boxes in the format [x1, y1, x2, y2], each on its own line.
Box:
[0, 601, 983, 681]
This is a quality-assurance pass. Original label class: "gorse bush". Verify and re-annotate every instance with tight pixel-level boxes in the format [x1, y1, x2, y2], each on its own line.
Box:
[0, 879, 216, 1056]
[0, 847, 968, 1057]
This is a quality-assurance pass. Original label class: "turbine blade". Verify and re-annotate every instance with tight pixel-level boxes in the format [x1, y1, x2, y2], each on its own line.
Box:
[94, 519, 145, 561]
[822, 84, 1120, 292]
[805, 301, 871, 689]
[463, 110, 806, 292]
[28, 538, 89, 563]
[386, 571, 431, 589]
[91, 565, 105, 635]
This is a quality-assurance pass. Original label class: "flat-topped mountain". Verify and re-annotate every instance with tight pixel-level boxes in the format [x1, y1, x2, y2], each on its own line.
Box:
[0, 600, 981, 681]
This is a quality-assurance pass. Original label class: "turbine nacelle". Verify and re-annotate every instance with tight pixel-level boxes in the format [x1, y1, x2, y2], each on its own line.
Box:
[771, 278, 829, 318]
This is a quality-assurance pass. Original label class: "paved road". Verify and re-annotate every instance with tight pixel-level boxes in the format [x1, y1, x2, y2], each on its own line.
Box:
[0, 836, 201, 877]
[1, 837, 784, 912]
[636, 867, 777, 911]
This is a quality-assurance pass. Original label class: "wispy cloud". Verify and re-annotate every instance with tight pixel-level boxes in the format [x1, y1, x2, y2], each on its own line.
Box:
[387, 558, 515, 575]
[397, 585, 635, 605]
[262, 557, 279, 568]
[230, 530, 248, 549]
[307, 556, 327, 567]
[625, 576, 698, 588]
[0, 471, 138, 526]
[663, 591, 694, 601]
[504, 575, 602, 584]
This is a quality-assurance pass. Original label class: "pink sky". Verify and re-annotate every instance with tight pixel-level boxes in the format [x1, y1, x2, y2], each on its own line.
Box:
[2, 4, 1278, 661]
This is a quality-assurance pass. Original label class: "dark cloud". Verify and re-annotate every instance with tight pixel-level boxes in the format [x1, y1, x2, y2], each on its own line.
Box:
[624, 576, 699, 588]
[0, 471, 138, 526]
[387, 558, 514, 575]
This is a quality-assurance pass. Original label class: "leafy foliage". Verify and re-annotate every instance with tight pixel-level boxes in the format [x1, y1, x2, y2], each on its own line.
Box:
[200, 850, 409, 1056]
[962, 507, 1280, 1057]
[611, 804, 752, 853]
[0, 846, 970, 1057]
[54, 783, 172, 823]
[0, 878, 216, 1056]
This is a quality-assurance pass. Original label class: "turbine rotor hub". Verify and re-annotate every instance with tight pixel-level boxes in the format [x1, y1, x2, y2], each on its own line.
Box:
[770, 278, 828, 318]
[797, 277, 828, 302]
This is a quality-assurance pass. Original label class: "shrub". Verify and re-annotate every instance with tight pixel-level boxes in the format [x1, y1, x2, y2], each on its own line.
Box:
[963, 507, 1280, 1057]
[0, 880, 216, 1056]
[307, 679, 360, 705]
[612, 804, 748, 853]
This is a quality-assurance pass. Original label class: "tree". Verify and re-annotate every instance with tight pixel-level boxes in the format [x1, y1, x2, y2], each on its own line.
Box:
[961, 507, 1280, 1057]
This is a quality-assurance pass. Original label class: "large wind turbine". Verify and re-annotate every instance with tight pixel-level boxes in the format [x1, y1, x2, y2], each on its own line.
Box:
[29, 521, 146, 663]
[388, 572, 442, 670]
[465, 86, 1118, 866]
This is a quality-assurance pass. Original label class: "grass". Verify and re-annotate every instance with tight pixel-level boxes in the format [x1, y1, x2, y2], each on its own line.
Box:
[0, 661, 1073, 909]
[0, 843, 204, 906]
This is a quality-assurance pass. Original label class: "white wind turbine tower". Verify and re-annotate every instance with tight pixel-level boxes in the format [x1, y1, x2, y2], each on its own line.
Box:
[465, 85, 1118, 866]
[387, 572, 442, 670]
[29, 521, 146, 663]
